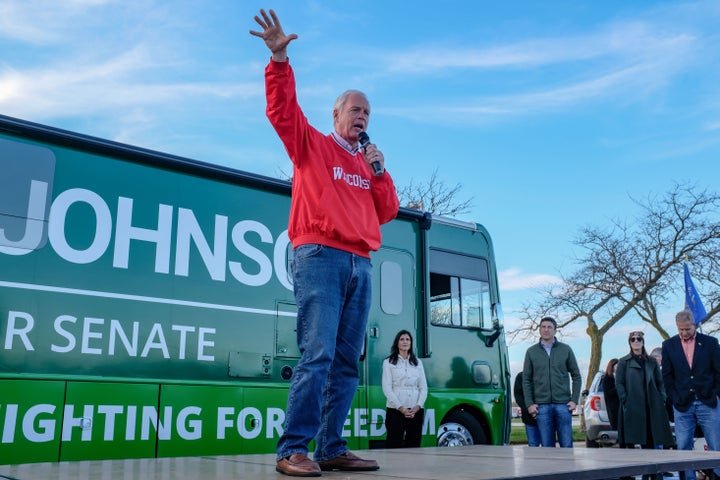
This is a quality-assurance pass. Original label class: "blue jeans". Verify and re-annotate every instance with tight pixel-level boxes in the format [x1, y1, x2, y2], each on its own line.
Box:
[276, 245, 372, 462]
[674, 400, 720, 480]
[536, 403, 573, 447]
[525, 424, 541, 447]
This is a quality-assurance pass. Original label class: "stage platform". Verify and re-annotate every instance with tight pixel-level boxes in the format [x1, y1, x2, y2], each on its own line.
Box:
[2, 445, 720, 479]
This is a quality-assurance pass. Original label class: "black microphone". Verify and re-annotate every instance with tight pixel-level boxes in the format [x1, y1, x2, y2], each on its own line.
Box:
[358, 131, 383, 176]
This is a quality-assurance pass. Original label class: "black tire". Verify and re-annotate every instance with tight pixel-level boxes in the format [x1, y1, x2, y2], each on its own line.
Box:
[437, 410, 487, 447]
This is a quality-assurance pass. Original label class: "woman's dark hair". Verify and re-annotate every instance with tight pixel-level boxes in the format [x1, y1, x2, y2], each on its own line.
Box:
[604, 358, 618, 377]
[388, 330, 418, 366]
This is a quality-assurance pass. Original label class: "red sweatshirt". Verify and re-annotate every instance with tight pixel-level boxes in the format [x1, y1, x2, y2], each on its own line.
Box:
[265, 59, 399, 257]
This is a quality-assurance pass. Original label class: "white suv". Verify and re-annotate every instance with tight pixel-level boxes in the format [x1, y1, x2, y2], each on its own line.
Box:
[581, 372, 617, 447]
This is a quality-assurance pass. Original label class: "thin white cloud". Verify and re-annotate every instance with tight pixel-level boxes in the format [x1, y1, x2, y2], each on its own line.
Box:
[498, 268, 562, 291]
[0, 0, 120, 44]
[375, 20, 698, 124]
[385, 21, 693, 74]
[396, 62, 663, 123]
[0, 1, 265, 126]
[0, 45, 263, 121]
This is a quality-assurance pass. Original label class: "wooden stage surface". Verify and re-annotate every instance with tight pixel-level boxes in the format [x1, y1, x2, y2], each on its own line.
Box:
[2, 445, 720, 479]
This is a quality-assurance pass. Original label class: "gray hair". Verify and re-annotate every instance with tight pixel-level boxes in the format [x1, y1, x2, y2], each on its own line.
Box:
[676, 309, 694, 324]
[333, 89, 368, 113]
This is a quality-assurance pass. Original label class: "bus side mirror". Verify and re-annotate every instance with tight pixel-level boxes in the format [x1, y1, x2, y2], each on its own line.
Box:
[492, 303, 504, 330]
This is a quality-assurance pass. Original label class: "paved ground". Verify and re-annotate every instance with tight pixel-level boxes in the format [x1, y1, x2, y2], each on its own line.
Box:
[2, 445, 719, 480]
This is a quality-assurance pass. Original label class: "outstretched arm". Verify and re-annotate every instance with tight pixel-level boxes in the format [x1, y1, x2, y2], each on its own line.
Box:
[249, 9, 298, 62]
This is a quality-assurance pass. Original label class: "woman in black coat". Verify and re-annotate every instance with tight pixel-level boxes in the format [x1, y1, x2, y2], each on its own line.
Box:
[616, 331, 674, 450]
[602, 358, 619, 431]
[513, 371, 540, 447]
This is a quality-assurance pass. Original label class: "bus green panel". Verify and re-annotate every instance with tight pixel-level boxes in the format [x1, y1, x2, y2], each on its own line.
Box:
[156, 384, 288, 457]
[59, 382, 159, 461]
[0, 380, 65, 464]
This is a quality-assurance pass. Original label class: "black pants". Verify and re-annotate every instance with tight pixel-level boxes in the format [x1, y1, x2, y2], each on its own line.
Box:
[385, 408, 424, 448]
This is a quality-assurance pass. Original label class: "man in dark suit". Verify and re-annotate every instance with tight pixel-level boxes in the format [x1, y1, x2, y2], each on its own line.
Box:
[662, 309, 720, 480]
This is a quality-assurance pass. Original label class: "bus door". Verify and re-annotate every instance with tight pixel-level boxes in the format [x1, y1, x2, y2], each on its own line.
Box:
[364, 247, 416, 448]
[425, 248, 506, 444]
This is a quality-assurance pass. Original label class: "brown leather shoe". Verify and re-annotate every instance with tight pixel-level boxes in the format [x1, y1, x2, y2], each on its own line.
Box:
[318, 451, 379, 471]
[276, 453, 321, 477]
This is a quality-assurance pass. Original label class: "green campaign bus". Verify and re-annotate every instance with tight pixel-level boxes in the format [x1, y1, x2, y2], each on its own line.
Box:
[0, 114, 511, 464]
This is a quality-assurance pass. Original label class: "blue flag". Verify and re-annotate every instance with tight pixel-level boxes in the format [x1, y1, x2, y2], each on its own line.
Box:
[684, 263, 707, 324]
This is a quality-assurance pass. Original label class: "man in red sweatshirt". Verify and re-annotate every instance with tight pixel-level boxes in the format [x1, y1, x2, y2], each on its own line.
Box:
[251, 9, 399, 477]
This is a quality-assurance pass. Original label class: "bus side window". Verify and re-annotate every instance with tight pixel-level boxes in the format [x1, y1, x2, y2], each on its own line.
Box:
[380, 260, 402, 315]
[429, 250, 492, 330]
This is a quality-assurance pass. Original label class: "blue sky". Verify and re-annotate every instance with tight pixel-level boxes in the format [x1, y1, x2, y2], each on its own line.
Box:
[2, 0, 720, 382]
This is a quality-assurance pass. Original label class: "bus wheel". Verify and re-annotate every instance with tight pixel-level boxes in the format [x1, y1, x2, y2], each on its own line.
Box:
[436, 410, 487, 446]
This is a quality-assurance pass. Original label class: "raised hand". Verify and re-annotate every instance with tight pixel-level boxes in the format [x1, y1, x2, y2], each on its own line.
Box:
[249, 9, 298, 61]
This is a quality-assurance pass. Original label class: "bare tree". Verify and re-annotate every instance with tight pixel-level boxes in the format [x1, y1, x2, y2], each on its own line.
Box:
[512, 184, 720, 389]
[397, 168, 473, 217]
